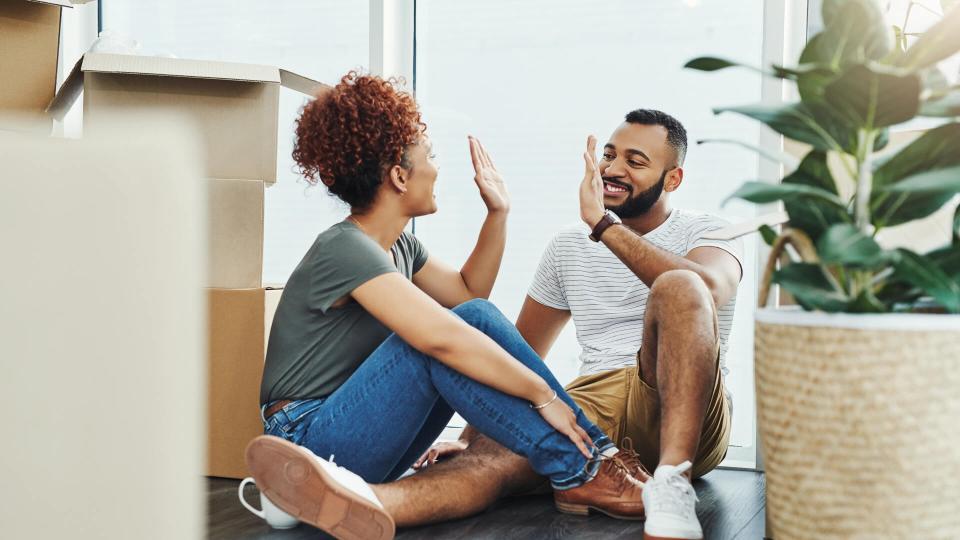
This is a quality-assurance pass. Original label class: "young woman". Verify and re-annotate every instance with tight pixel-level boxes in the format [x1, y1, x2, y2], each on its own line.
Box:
[246, 72, 645, 540]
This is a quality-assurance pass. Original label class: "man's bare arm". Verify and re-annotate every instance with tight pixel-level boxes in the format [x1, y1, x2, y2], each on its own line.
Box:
[599, 225, 741, 307]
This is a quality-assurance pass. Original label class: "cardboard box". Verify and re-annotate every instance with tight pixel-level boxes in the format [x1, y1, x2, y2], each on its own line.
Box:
[207, 287, 283, 479]
[0, 0, 70, 131]
[49, 52, 330, 184]
[0, 0, 92, 132]
[207, 178, 264, 289]
[1, 117, 205, 538]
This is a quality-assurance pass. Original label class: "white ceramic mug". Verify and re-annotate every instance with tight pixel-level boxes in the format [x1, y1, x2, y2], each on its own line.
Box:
[238, 477, 299, 530]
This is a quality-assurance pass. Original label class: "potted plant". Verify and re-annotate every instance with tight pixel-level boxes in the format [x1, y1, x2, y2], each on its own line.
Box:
[685, 0, 960, 538]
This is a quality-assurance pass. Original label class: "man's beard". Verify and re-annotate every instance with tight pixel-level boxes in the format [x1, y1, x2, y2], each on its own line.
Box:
[604, 168, 667, 219]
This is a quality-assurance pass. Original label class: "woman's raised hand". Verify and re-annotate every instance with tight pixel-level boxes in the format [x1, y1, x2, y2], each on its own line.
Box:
[468, 136, 510, 213]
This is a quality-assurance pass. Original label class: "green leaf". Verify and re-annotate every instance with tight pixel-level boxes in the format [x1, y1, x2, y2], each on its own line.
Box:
[817, 223, 888, 267]
[685, 57, 837, 83]
[896, 2, 960, 70]
[920, 90, 960, 117]
[892, 25, 907, 54]
[848, 288, 889, 313]
[954, 204, 960, 245]
[928, 244, 960, 275]
[874, 192, 958, 227]
[696, 138, 801, 168]
[823, 64, 922, 129]
[815, 0, 892, 62]
[874, 126, 890, 151]
[924, 67, 951, 92]
[874, 123, 960, 188]
[798, 34, 843, 100]
[882, 164, 960, 193]
[772, 263, 850, 312]
[772, 63, 838, 80]
[781, 150, 850, 241]
[759, 224, 778, 246]
[873, 165, 960, 226]
[714, 101, 856, 153]
[684, 57, 741, 72]
[890, 248, 960, 312]
[726, 180, 848, 207]
[683, 57, 753, 73]
[800, 0, 891, 101]
[874, 279, 924, 307]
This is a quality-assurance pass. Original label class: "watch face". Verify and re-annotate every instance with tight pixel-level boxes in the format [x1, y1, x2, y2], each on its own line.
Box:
[607, 210, 621, 223]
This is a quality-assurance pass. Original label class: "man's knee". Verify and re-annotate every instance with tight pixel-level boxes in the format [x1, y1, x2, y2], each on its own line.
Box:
[649, 270, 714, 316]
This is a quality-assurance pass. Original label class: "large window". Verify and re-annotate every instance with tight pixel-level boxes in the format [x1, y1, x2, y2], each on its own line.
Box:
[100, 0, 780, 466]
[102, 1, 369, 283]
[414, 0, 765, 459]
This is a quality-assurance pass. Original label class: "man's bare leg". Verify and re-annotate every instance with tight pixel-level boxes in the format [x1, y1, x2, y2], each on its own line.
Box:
[370, 435, 543, 527]
[639, 269, 718, 476]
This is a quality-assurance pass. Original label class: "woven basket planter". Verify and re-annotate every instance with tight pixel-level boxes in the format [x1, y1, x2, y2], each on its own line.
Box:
[755, 309, 960, 539]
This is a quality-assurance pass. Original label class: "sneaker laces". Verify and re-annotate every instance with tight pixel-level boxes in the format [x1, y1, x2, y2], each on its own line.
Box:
[647, 461, 698, 515]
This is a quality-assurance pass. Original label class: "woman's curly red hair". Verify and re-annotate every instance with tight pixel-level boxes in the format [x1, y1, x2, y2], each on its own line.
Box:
[293, 71, 426, 209]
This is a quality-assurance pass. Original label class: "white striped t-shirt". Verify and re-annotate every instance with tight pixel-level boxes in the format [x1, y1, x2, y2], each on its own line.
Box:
[528, 208, 744, 380]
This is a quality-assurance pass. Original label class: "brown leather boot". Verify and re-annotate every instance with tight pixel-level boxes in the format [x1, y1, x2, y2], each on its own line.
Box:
[615, 437, 653, 483]
[554, 455, 647, 520]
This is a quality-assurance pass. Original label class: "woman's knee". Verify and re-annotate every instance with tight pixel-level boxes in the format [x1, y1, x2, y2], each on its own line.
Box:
[451, 298, 501, 325]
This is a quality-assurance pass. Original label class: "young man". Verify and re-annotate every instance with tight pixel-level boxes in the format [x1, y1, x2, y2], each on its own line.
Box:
[246, 109, 743, 540]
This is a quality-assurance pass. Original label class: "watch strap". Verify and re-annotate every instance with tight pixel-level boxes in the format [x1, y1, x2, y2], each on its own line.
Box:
[589, 211, 619, 242]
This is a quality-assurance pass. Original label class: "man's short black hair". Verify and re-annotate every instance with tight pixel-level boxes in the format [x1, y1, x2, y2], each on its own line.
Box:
[624, 109, 687, 166]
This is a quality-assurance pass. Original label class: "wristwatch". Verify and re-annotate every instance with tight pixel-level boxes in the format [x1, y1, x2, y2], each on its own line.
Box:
[588, 210, 622, 242]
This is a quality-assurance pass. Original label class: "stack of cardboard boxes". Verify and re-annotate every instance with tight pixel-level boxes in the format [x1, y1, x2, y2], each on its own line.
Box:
[2, 18, 329, 477]
[0, 0, 93, 133]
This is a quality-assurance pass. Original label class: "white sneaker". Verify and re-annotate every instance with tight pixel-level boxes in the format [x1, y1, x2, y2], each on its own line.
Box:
[641, 461, 703, 540]
[246, 435, 396, 540]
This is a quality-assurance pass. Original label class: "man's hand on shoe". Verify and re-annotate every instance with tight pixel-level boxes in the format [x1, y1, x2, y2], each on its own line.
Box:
[413, 440, 470, 469]
[579, 134, 605, 228]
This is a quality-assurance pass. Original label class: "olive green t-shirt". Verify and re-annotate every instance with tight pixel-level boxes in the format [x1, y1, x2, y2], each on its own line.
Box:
[260, 221, 428, 405]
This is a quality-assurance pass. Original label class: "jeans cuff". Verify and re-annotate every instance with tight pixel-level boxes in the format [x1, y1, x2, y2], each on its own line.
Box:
[550, 450, 602, 491]
[594, 434, 615, 454]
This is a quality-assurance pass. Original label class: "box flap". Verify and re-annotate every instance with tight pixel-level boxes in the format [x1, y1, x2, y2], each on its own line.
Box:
[26, 0, 73, 7]
[26, 0, 94, 7]
[279, 69, 331, 97]
[48, 53, 296, 120]
[81, 52, 282, 83]
[47, 56, 83, 120]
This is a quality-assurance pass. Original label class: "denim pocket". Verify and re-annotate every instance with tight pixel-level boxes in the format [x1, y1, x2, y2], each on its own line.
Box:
[272, 398, 327, 439]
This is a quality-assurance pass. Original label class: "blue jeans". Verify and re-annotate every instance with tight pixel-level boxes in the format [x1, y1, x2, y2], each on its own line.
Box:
[261, 299, 613, 489]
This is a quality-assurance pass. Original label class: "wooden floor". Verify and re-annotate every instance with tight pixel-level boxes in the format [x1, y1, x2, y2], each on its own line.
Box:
[210, 468, 765, 539]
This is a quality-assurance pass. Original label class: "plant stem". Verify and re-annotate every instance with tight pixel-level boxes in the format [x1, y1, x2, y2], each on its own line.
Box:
[854, 129, 877, 234]
[850, 129, 879, 299]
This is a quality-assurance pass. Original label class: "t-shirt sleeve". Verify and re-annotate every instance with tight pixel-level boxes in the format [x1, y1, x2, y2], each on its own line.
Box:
[402, 231, 430, 274]
[684, 215, 746, 281]
[308, 229, 398, 313]
[527, 234, 568, 310]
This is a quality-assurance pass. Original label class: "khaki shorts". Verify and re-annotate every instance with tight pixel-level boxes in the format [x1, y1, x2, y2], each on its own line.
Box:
[565, 351, 731, 479]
